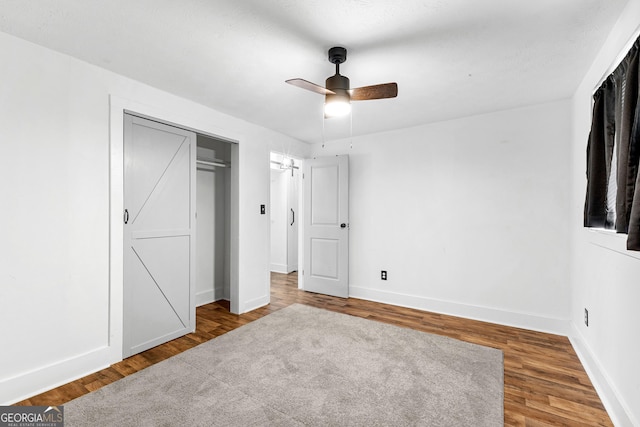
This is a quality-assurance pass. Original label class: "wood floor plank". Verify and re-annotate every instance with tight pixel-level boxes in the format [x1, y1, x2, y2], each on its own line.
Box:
[13, 272, 613, 426]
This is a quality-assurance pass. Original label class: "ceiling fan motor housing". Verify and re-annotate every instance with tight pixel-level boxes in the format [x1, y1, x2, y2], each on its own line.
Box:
[326, 74, 350, 91]
[325, 74, 350, 105]
[326, 47, 350, 102]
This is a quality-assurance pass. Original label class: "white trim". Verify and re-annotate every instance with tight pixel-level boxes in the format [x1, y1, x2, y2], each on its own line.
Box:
[108, 96, 126, 364]
[229, 143, 240, 314]
[270, 263, 289, 274]
[348, 286, 570, 336]
[587, 229, 640, 261]
[569, 323, 638, 427]
[242, 294, 270, 313]
[196, 290, 216, 307]
[0, 347, 111, 405]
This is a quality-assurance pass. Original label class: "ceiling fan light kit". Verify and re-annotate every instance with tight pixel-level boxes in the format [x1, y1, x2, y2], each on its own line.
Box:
[286, 46, 397, 119]
[324, 95, 351, 117]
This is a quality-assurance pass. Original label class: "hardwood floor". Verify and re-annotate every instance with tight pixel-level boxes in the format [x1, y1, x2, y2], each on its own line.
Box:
[17, 272, 612, 426]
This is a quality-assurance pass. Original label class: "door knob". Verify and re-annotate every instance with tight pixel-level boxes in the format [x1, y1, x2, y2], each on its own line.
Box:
[340, 223, 347, 228]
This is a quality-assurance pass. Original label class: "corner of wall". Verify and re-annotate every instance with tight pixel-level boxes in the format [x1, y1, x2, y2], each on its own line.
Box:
[568, 2, 640, 425]
[568, 322, 638, 427]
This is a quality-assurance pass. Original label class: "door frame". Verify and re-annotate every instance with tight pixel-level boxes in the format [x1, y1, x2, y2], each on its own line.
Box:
[109, 95, 240, 363]
[269, 151, 304, 278]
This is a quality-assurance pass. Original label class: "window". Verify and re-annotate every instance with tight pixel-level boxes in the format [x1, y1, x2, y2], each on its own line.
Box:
[584, 37, 640, 250]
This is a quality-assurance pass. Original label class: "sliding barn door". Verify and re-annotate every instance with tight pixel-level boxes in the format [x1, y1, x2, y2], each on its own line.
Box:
[123, 114, 196, 358]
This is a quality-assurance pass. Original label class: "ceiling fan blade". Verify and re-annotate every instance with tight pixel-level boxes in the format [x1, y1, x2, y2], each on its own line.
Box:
[286, 78, 335, 95]
[351, 82, 398, 101]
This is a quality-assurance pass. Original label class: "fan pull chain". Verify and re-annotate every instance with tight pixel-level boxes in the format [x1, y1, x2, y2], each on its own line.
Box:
[322, 114, 326, 148]
[350, 109, 353, 149]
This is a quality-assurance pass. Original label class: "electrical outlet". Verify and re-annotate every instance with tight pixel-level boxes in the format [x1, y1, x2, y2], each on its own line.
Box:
[381, 270, 387, 280]
[584, 308, 589, 327]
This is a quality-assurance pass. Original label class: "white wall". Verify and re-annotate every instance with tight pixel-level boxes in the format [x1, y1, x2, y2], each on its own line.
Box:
[311, 100, 572, 333]
[569, 0, 640, 425]
[0, 30, 307, 404]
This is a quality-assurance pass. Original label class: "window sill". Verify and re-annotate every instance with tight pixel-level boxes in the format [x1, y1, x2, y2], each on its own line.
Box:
[587, 228, 640, 260]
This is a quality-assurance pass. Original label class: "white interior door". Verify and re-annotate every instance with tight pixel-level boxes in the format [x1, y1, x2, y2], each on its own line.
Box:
[303, 155, 349, 298]
[123, 114, 196, 358]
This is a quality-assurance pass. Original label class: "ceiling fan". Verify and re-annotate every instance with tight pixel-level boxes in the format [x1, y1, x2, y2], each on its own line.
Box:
[286, 46, 398, 117]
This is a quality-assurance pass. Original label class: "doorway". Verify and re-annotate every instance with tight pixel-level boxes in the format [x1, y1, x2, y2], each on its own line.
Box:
[269, 152, 302, 276]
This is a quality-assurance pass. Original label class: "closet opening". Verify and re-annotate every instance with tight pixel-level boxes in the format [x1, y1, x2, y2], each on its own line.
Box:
[196, 135, 233, 310]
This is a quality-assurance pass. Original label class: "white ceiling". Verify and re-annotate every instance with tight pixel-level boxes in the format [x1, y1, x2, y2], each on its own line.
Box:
[0, 0, 629, 143]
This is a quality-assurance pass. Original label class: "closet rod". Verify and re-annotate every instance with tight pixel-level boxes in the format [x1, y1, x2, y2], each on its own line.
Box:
[197, 159, 228, 168]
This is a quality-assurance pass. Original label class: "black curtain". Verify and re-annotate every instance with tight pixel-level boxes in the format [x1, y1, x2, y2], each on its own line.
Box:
[627, 43, 640, 249]
[585, 38, 640, 250]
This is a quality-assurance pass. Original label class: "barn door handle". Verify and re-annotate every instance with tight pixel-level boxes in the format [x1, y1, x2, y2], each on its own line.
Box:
[124, 209, 129, 224]
[290, 209, 295, 226]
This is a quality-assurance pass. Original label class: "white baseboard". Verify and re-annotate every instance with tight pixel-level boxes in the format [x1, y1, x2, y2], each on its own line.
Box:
[348, 286, 570, 336]
[270, 263, 289, 274]
[241, 294, 269, 314]
[569, 324, 637, 427]
[196, 289, 215, 307]
[197, 288, 230, 306]
[1, 346, 112, 405]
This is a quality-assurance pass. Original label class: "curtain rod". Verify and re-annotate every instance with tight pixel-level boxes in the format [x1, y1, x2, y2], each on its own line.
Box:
[593, 25, 640, 94]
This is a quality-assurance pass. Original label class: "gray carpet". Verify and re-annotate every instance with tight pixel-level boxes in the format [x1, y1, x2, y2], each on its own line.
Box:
[65, 304, 504, 426]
